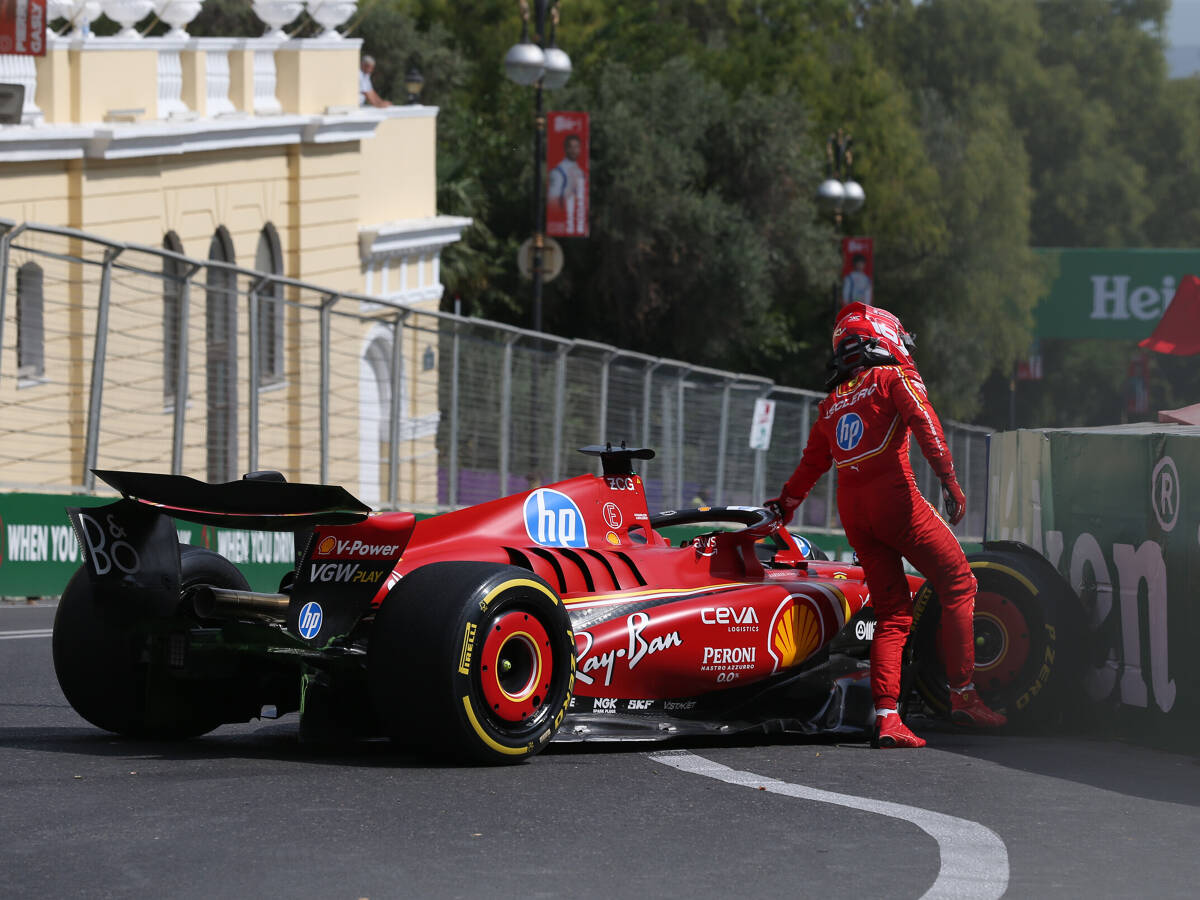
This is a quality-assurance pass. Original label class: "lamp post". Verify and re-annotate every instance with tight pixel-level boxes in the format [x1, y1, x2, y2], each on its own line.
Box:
[504, 0, 571, 333]
[816, 129, 865, 318]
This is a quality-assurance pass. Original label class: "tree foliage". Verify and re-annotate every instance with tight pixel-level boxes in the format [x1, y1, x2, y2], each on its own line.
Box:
[335, 0, 1195, 427]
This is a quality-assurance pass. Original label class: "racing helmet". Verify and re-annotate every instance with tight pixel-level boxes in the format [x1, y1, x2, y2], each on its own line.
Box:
[832, 302, 916, 365]
[824, 334, 897, 390]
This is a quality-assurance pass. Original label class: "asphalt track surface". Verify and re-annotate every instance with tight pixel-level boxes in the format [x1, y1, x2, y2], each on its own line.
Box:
[5, 602, 1200, 899]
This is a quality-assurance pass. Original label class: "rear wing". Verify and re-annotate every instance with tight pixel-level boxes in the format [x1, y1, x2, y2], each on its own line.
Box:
[93, 469, 371, 531]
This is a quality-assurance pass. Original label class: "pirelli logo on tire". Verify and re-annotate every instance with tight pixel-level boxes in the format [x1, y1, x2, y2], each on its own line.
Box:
[458, 622, 478, 675]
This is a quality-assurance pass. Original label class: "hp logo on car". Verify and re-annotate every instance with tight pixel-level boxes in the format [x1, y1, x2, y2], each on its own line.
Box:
[523, 488, 587, 548]
[836, 413, 864, 451]
[298, 601, 323, 639]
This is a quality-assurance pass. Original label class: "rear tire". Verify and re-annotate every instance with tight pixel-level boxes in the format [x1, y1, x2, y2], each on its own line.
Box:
[908, 545, 1084, 727]
[53, 545, 250, 739]
[369, 562, 575, 764]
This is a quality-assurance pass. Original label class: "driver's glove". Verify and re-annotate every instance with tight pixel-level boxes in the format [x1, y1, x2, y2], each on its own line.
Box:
[764, 491, 802, 527]
[941, 478, 966, 526]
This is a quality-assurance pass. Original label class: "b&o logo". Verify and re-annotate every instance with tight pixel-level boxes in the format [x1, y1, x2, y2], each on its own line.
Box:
[1151, 456, 1180, 532]
[523, 489, 587, 548]
[298, 601, 323, 639]
[835, 413, 864, 451]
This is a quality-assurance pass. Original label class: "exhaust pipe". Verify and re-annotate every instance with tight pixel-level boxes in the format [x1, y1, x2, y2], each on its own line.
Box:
[192, 585, 291, 622]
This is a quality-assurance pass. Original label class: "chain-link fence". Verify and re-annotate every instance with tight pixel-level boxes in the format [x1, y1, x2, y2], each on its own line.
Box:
[0, 220, 990, 540]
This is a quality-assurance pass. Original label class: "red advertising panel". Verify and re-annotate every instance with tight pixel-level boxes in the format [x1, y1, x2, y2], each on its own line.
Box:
[840, 236, 874, 308]
[0, 0, 48, 56]
[546, 110, 589, 238]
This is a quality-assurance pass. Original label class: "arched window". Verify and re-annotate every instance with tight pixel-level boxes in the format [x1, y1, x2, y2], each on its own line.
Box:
[206, 227, 237, 482]
[16, 261, 44, 382]
[162, 232, 185, 402]
[253, 224, 284, 386]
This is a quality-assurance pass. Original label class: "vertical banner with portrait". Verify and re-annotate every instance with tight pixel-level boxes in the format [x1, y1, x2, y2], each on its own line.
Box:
[546, 111, 590, 238]
[0, 0, 48, 56]
[840, 236, 874, 307]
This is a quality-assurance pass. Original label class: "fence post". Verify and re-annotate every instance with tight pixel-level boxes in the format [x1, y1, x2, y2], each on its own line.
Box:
[598, 351, 614, 444]
[641, 360, 662, 486]
[551, 344, 568, 482]
[319, 293, 338, 484]
[448, 318, 461, 508]
[714, 380, 731, 506]
[0, 223, 28, 383]
[675, 367, 689, 509]
[83, 247, 123, 490]
[388, 312, 407, 509]
[171, 263, 201, 475]
[499, 333, 517, 497]
[247, 275, 270, 475]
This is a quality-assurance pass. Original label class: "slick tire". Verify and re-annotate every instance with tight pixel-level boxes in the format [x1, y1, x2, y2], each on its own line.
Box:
[52, 545, 249, 739]
[369, 562, 575, 765]
[907, 544, 1084, 728]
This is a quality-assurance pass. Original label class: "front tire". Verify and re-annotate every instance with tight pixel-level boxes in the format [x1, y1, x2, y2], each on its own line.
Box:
[369, 562, 575, 764]
[53, 545, 250, 739]
[908, 544, 1084, 727]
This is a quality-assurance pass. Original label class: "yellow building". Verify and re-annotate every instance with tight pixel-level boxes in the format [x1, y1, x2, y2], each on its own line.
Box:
[0, 7, 469, 509]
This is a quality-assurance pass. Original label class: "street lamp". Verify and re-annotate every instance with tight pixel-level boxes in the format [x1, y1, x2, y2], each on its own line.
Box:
[817, 129, 866, 317]
[504, 0, 571, 332]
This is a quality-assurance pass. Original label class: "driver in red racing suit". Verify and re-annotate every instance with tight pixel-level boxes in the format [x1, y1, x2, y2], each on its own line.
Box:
[767, 305, 1005, 748]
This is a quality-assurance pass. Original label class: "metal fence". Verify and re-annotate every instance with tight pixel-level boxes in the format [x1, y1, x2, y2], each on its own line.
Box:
[0, 220, 991, 540]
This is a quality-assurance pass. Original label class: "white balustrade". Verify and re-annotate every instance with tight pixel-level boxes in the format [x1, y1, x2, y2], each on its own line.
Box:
[100, 0, 155, 38]
[253, 45, 283, 115]
[306, 0, 356, 39]
[154, 0, 204, 39]
[205, 47, 236, 116]
[156, 47, 188, 118]
[252, 0, 304, 40]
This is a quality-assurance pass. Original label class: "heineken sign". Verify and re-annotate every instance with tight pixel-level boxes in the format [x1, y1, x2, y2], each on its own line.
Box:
[1034, 248, 1200, 339]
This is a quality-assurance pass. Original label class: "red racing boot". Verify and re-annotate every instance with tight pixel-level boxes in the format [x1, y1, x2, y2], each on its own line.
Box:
[950, 686, 1007, 729]
[875, 710, 926, 749]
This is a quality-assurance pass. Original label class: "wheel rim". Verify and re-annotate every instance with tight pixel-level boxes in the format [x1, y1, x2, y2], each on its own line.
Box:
[972, 589, 1031, 692]
[479, 611, 552, 724]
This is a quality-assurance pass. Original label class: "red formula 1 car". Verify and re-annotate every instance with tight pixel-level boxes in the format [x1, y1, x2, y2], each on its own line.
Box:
[53, 446, 1082, 763]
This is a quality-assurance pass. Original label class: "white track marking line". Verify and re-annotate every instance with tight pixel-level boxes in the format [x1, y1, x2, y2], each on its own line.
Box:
[650, 749, 1009, 900]
[0, 629, 53, 640]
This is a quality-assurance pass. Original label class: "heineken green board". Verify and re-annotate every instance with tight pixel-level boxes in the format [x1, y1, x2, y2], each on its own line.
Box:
[1034, 248, 1200, 339]
[988, 425, 1200, 741]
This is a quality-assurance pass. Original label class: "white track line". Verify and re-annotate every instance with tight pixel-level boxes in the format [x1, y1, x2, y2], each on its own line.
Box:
[0, 629, 53, 640]
[651, 749, 1009, 900]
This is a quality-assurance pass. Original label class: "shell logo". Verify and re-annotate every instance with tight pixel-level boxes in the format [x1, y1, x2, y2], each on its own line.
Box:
[605, 531, 621, 545]
[317, 536, 337, 555]
[770, 599, 821, 671]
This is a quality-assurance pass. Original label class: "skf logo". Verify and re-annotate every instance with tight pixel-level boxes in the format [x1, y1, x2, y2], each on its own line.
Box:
[298, 601, 323, 639]
[836, 412, 864, 451]
[627, 699, 653, 710]
[523, 489, 587, 548]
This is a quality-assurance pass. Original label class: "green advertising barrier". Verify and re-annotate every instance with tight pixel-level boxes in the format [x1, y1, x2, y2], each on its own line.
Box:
[1034, 248, 1200, 340]
[988, 424, 1200, 744]
[0, 492, 345, 596]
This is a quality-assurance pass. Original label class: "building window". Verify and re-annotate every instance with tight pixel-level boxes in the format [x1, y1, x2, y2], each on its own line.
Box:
[253, 224, 284, 387]
[162, 232, 185, 402]
[16, 261, 44, 381]
[206, 227, 237, 483]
